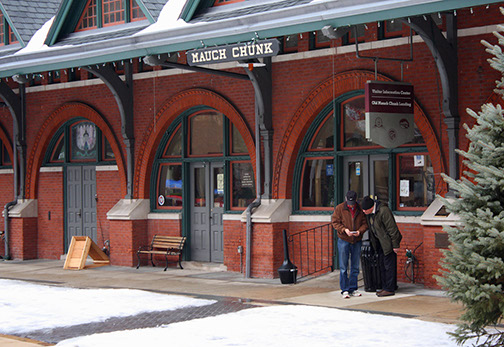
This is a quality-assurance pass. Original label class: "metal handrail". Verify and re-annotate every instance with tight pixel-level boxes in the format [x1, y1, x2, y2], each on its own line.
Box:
[288, 223, 334, 280]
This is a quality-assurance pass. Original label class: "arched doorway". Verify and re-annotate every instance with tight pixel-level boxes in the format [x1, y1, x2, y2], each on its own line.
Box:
[44, 118, 116, 250]
[152, 108, 254, 263]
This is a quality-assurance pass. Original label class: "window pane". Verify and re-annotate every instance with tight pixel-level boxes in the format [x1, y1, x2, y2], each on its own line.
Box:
[347, 160, 364, 199]
[194, 167, 206, 207]
[52, 136, 65, 162]
[103, 0, 124, 25]
[76, 0, 97, 30]
[131, 0, 146, 20]
[385, 20, 404, 34]
[232, 124, 247, 154]
[373, 160, 389, 205]
[213, 166, 224, 207]
[310, 114, 334, 150]
[232, 162, 255, 207]
[190, 112, 223, 155]
[157, 165, 182, 207]
[284, 34, 298, 50]
[71, 122, 97, 160]
[398, 154, 435, 208]
[164, 126, 182, 157]
[302, 158, 334, 207]
[3, 144, 10, 164]
[343, 97, 376, 148]
[103, 136, 115, 160]
[349, 24, 366, 41]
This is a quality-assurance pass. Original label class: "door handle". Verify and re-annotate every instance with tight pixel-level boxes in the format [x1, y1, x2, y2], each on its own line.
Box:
[77, 209, 81, 218]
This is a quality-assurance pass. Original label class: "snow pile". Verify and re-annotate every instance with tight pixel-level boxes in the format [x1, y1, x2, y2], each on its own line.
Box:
[57, 305, 469, 347]
[0, 279, 215, 333]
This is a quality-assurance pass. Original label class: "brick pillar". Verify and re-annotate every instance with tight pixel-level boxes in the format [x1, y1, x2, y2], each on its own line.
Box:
[106, 199, 150, 267]
[422, 225, 447, 289]
[5, 200, 38, 260]
[108, 219, 148, 266]
[250, 222, 288, 278]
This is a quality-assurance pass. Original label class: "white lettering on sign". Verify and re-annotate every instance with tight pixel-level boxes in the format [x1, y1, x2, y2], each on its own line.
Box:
[191, 49, 227, 63]
[187, 39, 279, 66]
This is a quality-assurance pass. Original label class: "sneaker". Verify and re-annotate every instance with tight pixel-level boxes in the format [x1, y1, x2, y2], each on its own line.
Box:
[351, 290, 362, 297]
[342, 291, 350, 299]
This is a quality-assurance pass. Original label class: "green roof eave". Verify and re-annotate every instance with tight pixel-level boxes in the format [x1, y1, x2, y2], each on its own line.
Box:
[45, 0, 77, 46]
[135, 0, 157, 23]
[180, 0, 201, 22]
[1, 0, 502, 78]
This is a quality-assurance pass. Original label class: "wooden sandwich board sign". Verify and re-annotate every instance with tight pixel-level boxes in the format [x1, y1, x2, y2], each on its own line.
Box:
[63, 236, 110, 270]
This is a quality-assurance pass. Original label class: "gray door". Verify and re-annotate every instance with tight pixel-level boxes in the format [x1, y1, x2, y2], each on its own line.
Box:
[66, 166, 97, 249]
[190, 162, 224, 262]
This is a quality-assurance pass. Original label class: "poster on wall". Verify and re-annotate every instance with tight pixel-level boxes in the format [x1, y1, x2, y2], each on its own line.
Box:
[365, 81, 415, 148]
[400, 179, 410, 197]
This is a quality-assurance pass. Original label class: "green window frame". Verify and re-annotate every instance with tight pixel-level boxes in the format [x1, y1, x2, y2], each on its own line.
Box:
[43, 118, 116, 166]
[152, 107, 253, 212]
[293, 91, 434, 215]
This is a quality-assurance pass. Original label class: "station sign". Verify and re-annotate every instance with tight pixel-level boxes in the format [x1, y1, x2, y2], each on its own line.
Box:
[365, 81, 415, 148]
[187, 39, 280, 66]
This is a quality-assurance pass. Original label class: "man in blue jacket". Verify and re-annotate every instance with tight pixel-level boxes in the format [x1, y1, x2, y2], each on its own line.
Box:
[361, 196, 402, 297]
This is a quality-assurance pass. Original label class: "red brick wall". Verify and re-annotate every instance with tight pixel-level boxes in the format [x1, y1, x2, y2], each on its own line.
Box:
[9, 217, 38, 260]
[223, 220, 245, 273]
[37, 171, 64, 259]
[96, 170, 123, 249]
[0, 172, 14, 257]
[422, 225, 447, 289]
[109, 219, 148, 266]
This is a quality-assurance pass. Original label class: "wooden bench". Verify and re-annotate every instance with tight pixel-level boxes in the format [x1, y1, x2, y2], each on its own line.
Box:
[136, 235, 186, 271]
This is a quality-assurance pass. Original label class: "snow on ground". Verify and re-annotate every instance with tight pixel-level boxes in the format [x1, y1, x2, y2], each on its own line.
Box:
[0, 278, 473, 347]
[0, 279, 215, 334]
[57, 305, 466, 347]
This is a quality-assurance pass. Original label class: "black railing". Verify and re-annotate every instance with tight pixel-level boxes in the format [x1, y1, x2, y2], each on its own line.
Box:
[288, 223, 334, 280]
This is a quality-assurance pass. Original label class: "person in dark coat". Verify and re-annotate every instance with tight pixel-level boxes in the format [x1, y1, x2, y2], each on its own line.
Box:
[331, 191, 368, 298]
[361, 196, 402, 297]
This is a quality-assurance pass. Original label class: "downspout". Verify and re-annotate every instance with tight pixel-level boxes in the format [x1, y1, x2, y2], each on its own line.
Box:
[3, 201, 16, 260]
[244, 57, 272, 278]
[245, 110, 262, 278]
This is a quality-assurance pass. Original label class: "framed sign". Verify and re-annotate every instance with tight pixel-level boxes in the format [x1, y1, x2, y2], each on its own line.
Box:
[365, 81, 415, 148]
[187, 39, 280, 66]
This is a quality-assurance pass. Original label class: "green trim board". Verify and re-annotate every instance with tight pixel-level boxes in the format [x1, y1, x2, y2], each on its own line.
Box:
[2, 0, 503, 78]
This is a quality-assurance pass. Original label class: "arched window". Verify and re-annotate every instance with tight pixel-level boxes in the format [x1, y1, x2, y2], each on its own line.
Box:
[294, 92, 434, 214]
[44, 119, 115, 165]
[153, 108, 254, 211]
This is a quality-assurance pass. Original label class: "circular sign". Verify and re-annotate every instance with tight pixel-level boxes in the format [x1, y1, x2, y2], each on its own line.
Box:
[158, 195, 165, 206]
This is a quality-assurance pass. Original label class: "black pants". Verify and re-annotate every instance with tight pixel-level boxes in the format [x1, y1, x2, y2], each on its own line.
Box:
[379, 251, 397, 292]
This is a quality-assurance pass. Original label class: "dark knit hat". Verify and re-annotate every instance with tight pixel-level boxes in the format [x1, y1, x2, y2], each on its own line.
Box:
[361, 196, 375, 210]
[346, 190, 357, 205]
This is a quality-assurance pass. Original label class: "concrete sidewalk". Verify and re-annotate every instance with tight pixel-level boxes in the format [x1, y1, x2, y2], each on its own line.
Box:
[0, 259, 464, 346]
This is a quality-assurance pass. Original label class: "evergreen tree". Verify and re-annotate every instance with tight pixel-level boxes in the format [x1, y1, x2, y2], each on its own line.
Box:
[437, 17, 504, 347]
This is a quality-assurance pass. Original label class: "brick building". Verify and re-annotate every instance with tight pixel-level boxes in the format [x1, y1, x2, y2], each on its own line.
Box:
[0, 0, 501, 288]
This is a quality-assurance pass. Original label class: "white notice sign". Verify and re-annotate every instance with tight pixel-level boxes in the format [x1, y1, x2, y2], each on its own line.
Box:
[414, 155, 424, 167]
[400, 180, 410, 197]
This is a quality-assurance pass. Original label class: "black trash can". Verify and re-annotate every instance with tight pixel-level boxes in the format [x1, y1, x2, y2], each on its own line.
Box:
[360, 241, 382, 292]
[278, 229, 297, 284]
